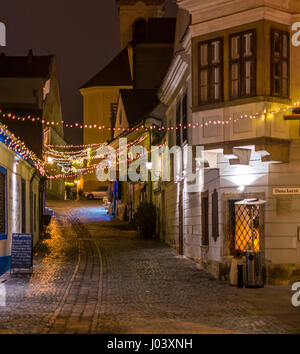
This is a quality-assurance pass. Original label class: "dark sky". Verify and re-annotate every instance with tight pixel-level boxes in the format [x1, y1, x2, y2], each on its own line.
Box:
[0, 0, 177, 144]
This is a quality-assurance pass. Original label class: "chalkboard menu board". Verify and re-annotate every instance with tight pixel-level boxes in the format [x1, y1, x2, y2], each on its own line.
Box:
[11, 233, 33, 272]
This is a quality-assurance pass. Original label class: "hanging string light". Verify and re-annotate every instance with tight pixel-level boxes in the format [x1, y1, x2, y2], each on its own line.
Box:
[1, 106, 291, 132]
[0, 123, 45, 175]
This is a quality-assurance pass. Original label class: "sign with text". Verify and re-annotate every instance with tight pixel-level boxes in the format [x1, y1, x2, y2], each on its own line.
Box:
[273, 188, 300, 195]
[11, 233, 33, 271]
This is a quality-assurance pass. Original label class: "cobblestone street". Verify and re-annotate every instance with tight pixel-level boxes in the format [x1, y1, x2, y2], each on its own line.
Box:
[0, 201, 299, 334]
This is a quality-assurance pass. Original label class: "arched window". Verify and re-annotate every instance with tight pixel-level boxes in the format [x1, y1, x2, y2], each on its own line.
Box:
[133, 18, 147, 41]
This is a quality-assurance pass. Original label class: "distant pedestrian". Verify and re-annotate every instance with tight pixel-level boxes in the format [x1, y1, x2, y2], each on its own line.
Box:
[65, 185, 71, 200]
[72, 189, 77, 200]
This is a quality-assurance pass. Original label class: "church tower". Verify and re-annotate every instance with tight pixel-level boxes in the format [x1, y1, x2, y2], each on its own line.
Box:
[116, 0, 165, 49]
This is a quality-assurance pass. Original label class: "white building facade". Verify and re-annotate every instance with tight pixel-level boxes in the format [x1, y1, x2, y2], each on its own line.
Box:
[0, 126, 42, 275]
[156, 0, 300, 284]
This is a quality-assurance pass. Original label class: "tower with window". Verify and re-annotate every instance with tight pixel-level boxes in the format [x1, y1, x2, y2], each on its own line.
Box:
[116, 0, 165, 49]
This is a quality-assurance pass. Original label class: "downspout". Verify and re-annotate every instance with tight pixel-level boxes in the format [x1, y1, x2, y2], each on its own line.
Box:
[29, 169, 37, 234]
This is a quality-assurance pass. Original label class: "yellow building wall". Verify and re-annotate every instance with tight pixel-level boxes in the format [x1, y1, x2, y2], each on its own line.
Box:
[80, 85, 132, 192]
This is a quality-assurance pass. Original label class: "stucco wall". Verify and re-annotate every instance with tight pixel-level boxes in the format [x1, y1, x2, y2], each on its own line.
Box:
[0, 142, 40, 275]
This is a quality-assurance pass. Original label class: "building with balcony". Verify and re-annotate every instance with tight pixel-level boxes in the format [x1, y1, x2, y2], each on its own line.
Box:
[170, 0, 300, 284]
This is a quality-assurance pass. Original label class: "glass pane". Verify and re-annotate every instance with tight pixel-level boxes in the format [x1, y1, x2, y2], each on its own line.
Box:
[231, 63, 239, 80]
[231, 80, 239, 98]
[274, 78, 280, 95]
[231, 36, 240, 59]
[274, 60, 281, 77]
[211, 40, 220, 64]
[273, 31, 281, 56]
[282, 34, 288, 58]
[200, 70, 208, 85]
[212, 67, 219, 84]
[244, 32, 253, 57]
[213, 84, 220, 100]
[245, 61, 252, 78]
[282, 60, 288, 79]
[245, 61, 252, 95]
[245, 78, 252, 95]
[200, 87, 208, 102]
[200, 44, 208, 66]
[282, 78, 288, 97]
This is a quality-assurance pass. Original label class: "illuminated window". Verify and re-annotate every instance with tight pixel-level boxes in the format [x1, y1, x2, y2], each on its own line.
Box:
[231, 202, 260, 253]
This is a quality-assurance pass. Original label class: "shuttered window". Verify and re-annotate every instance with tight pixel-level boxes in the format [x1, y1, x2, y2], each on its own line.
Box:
[202, 191, 209, 246]
[212, 189, 219, 241]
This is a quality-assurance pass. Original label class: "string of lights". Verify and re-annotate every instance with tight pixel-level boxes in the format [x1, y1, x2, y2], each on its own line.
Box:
[0, 123, 45, 175]
[46, 143, 167, 179]
[1, 106, 292, 133]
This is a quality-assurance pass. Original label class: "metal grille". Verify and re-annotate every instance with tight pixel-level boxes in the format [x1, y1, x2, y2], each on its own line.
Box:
[234, 204, 260, 252]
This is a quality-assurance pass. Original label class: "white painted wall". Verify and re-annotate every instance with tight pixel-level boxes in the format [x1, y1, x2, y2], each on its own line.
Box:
[0, 141, 41, 274]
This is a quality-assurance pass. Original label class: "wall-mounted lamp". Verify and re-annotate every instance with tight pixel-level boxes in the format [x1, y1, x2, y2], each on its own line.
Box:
[238, 185, 246, 192]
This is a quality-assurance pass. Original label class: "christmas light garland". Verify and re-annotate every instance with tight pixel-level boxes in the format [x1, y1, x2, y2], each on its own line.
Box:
[0, 123, 45, 175]
[1, 106, 291, 132]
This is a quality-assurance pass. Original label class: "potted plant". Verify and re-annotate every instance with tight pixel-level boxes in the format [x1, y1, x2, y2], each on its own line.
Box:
[133, 202, 156, 239]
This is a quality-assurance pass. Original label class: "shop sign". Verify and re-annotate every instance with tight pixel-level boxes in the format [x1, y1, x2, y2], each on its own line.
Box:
[11, 233, 33, 273]
[273, 187, 300, 195]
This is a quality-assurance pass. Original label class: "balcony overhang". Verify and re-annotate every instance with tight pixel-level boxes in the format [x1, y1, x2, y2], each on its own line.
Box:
[200, 137, 290, 166]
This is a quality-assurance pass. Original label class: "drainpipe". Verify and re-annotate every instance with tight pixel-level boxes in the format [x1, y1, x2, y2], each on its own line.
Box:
[29, 169, 37, 233]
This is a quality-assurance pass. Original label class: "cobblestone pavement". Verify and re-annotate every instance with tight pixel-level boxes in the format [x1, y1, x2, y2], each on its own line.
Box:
[0, 201, 299, 334]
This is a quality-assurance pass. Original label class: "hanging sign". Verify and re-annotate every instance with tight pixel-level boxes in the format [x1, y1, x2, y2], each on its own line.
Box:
[273, 188, 300, 195]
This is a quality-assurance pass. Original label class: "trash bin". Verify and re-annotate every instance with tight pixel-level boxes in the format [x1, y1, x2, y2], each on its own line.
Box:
[245, 250, 264, 288]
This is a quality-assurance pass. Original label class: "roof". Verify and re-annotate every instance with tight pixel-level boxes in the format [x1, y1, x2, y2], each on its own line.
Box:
[81, 48, 132, 89]
[0, 51, 52, 78]
[120, 89, 160, 126]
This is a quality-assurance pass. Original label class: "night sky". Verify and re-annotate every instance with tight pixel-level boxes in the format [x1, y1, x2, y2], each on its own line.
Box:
[0, 0, 177, 144]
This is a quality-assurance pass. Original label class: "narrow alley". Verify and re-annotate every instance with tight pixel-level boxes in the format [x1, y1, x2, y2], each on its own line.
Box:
[0, 201, 299, 334]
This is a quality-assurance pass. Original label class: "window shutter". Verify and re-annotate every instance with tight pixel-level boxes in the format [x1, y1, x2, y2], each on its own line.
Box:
[212, 189, 219, 241]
